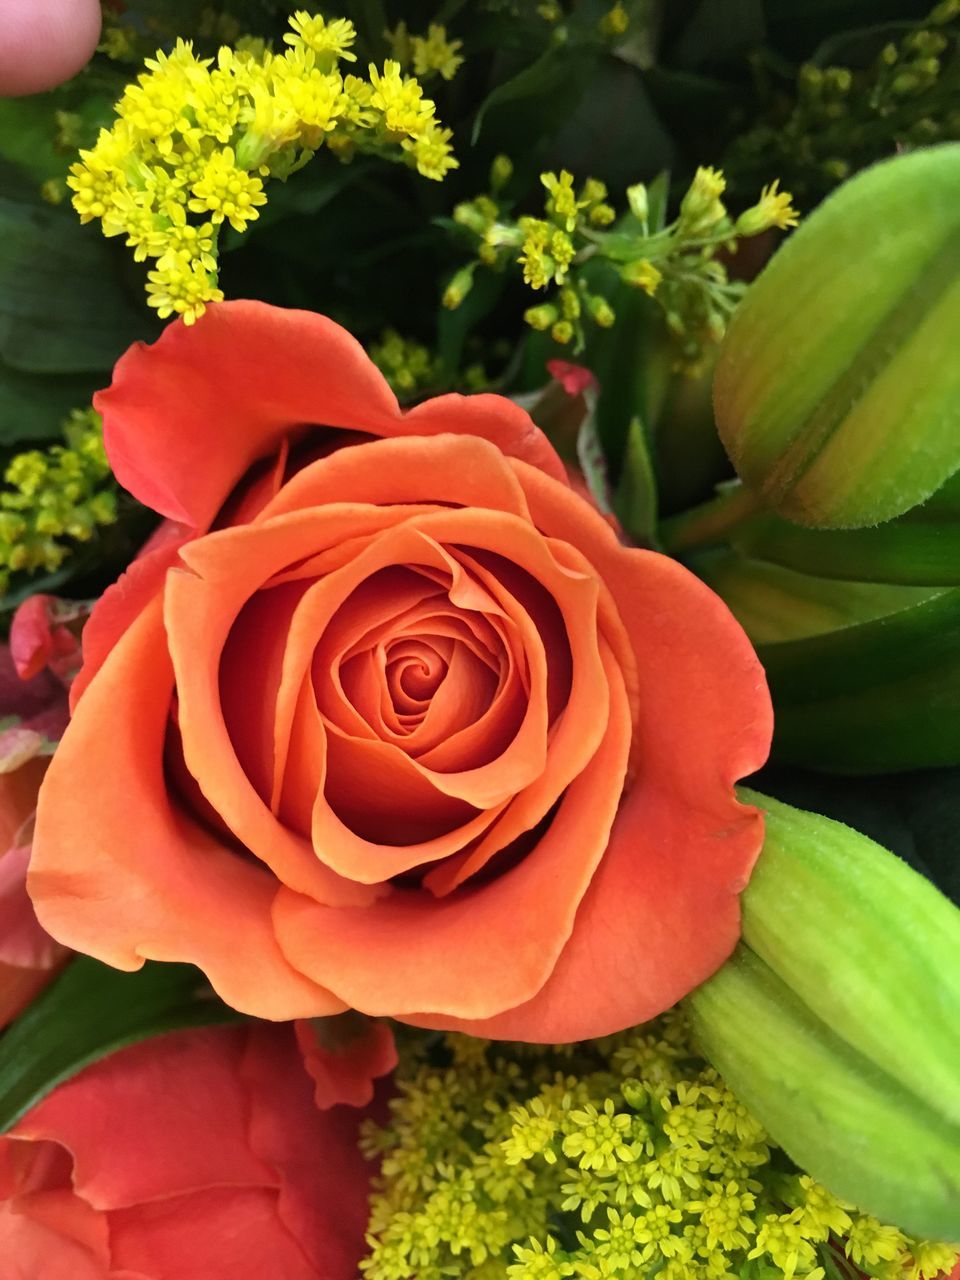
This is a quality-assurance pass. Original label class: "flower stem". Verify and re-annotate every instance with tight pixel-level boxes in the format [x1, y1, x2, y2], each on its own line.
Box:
[658, 482, 762, 553]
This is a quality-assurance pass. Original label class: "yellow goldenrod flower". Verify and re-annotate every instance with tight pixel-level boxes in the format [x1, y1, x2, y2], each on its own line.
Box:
[622, 257, 663, 295]
[679, 164, 728, 233]
[0, 410, 116, 594]
[188, 146, 267, 231]
[146, 249, 224, 324]
[369, 59, 435, 136]
[402, 121, 459, 181]
[284, 12, 357, 64]
[410, 24, 464, 81]
[67, 12, 455, 321]
[735, 178, 801, 234]
[600, 2, 630, 37]
[541, 169, 582, 231]
[361, 1008, 959, 1280]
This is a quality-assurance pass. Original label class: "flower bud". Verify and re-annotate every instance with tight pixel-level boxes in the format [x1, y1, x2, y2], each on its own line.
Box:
[621, 258, 662, 295]
[714, 144, 960, 528]
[687, 790, 960, 1240]
[442, 265, 474, 310]
[626, 182, 648, 223]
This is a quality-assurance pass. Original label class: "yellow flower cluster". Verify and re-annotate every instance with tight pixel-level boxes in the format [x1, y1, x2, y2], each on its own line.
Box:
[69, 12, 457, 324]
[0, 409, 116, 595]
[361, 1010, 959, 1280]
[448, 161, 799, 367]
[368, 328, 443, 397]
[387, 22, 465, 81]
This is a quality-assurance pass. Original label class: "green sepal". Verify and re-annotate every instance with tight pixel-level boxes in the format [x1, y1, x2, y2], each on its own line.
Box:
[714, 144, 960, 529]
[0, 957, 244, 1133]
[687, 790, 960, 1239]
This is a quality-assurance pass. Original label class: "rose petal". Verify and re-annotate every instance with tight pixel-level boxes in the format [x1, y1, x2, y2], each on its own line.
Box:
[242, 1024, 380, 1277]
[96, 303, 563, 531]
[293, 1014, 397, 1110]
[29, 597, 342, 1020]
[272, 643, 631, 1020]
[108, 1189, 319, 1280]
[0, 1183, 110, 1280]
[13, 1029, 276, 1209]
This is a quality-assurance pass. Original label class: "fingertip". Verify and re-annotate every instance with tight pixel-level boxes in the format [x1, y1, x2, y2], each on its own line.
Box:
[0, 0, 102, 97]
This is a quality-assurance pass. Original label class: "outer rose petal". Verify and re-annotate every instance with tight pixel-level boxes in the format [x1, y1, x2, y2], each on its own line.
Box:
[28, 597, 342, 1020]
[14, 1029, 276, 1209]
[242, 1024, 383, 1276]
[108, 1189, 320, 1280]
[96, 301, 564, 531]
[4, 1025, 377, 1280]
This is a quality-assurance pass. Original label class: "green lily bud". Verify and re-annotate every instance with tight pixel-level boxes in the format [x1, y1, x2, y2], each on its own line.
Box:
[714, 144, 960, 529]
[686, 790, 960, 1239]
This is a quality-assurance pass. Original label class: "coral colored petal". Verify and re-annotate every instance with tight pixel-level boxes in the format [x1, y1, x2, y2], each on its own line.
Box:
[272, 646, 631, 1020]
[107, 1188, 319, 1280]
[69, 527, 190, 709]
[166, 522, 387, 907]
[14, 1029, 276, 1209]
[0, 846, 66, 971]
[0, 1187, 110, 1280]
[294, 1015, 397, 1110]
[242, 1024, 379, 1277]
[401, 396, 566, 485]
[96, 301, 401, 529]
[510, 459, 773, 792]
[410, 786, 766, 1042]
[259, 432, 534, 524]
[28, 598, 341, 1020]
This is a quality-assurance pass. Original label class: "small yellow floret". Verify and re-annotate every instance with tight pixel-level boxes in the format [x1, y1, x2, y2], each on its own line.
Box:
[285, 12, 357, 63]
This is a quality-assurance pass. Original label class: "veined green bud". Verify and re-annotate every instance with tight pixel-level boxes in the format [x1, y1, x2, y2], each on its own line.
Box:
[714, 144, 960, 529]
[687, 790, 960, 1239]
[626, 182, 648, 224]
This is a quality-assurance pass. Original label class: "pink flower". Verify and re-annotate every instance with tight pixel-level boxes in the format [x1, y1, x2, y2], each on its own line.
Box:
[0, 1023, 383, 1279]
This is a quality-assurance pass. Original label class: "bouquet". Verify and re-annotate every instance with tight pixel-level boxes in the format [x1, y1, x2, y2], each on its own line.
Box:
[0, 1, 959, 1276]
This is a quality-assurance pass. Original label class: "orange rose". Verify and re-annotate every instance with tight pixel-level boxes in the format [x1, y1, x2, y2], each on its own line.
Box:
[29, 301, 772, 1040]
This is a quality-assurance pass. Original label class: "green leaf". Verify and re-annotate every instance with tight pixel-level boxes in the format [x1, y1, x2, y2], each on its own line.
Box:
[733, 511, 960, 586]
[471, 37, 599, 147]
[0, 195, 154, 376]
[691, 547, 944, 643]
[714, 144, 960, 528]
[613, 417, 658, 545]
[0, 957, 243, 1133]
[0, 362, 105, 446]
[758, 584, 960, 771]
